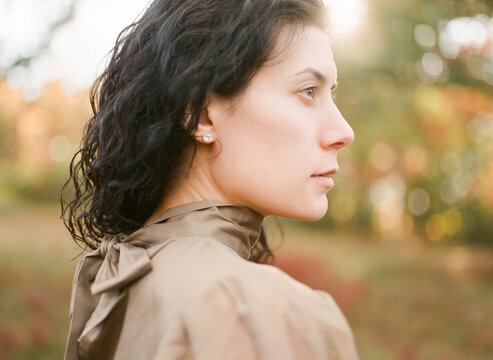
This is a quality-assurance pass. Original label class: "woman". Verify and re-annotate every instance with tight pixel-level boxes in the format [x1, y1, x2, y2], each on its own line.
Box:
[62, 0, 358, 358]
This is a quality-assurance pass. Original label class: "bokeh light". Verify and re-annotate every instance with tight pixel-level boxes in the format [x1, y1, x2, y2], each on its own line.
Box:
[439, 15, 492, 60]
[324, 0, 368, 35]
[415, 23, 436, 48]
[408, 188, 430, 216]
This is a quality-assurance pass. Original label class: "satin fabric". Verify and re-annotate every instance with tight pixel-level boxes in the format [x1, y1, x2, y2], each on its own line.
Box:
[64, 200, 359, 359]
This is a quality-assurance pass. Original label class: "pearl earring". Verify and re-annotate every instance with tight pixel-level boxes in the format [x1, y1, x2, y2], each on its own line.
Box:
[202, 133, 214, 143]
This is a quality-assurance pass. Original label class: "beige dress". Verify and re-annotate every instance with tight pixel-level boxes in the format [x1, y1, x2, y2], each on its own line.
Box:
[65, 200, 359, 359]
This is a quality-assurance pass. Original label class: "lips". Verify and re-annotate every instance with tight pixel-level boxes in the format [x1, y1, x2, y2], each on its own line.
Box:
[311, 168, 338, 189]
[312, 168, 338, 177]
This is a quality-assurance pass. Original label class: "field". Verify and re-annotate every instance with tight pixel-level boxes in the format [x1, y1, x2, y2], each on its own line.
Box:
[1, 205, 492, 360]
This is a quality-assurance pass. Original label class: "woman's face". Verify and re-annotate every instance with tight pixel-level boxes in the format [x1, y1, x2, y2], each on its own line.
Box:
[206, 25, 354, 220]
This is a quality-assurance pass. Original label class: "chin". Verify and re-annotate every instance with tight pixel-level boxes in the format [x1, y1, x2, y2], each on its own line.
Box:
[278, 197, 328, 221]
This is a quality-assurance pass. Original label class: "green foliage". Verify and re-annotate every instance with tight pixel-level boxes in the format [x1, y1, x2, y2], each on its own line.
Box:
[325, 0, 493, 244]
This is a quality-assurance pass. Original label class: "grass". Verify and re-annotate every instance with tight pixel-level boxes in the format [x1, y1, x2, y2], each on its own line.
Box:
[1, 206, 492, 359]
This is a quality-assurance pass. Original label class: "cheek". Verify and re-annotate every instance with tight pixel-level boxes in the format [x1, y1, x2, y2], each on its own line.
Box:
[215, 98, 308, 186]
[211, 100, 327, 218]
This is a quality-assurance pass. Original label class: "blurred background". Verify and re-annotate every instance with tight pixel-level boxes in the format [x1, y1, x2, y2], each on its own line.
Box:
[0, 0, 492, 359]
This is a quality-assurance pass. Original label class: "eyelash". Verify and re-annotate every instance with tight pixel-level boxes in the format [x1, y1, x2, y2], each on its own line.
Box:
[301, 86, 336, 101]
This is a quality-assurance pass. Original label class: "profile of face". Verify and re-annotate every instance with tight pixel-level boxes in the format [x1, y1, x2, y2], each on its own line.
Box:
[187, 25, 354, 221]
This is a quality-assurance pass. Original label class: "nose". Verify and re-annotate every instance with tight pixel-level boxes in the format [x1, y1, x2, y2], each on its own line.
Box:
[321, 105, 354, 150]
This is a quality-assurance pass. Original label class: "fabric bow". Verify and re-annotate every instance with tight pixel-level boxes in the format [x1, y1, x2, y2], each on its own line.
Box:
[90, 234, 152, 295]
[73, 233, 153, 359]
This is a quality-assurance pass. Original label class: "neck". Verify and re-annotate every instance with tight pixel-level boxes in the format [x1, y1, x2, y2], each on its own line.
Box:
[145, 147, 229, 226]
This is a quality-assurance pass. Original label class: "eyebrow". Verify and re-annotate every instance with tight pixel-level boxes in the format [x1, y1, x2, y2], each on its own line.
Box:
[295, 68, 338, 91]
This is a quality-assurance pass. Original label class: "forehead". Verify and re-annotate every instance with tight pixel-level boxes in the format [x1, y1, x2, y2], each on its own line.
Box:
[260, 25, 337, 83]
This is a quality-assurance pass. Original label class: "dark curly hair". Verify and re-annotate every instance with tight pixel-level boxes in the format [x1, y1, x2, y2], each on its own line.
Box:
[61, 0, 327, 264]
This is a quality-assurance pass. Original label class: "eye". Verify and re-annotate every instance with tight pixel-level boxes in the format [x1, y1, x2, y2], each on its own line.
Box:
[301, 86, 318, 99]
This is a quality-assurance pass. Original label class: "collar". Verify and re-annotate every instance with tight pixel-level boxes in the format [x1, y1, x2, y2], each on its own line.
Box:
[142, 199, 264, 259]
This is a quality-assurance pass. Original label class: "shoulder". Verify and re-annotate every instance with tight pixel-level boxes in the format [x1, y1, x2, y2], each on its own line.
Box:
[180, 266, 359, 359]
[207, 263, 354, 333]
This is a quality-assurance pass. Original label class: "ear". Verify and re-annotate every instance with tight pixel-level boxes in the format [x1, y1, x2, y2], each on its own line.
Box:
[191, 93, 227, 144]
[192, 107, 215, 144]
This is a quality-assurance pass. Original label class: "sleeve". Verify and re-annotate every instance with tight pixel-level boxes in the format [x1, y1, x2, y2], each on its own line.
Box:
[181, 278, 360, 360]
